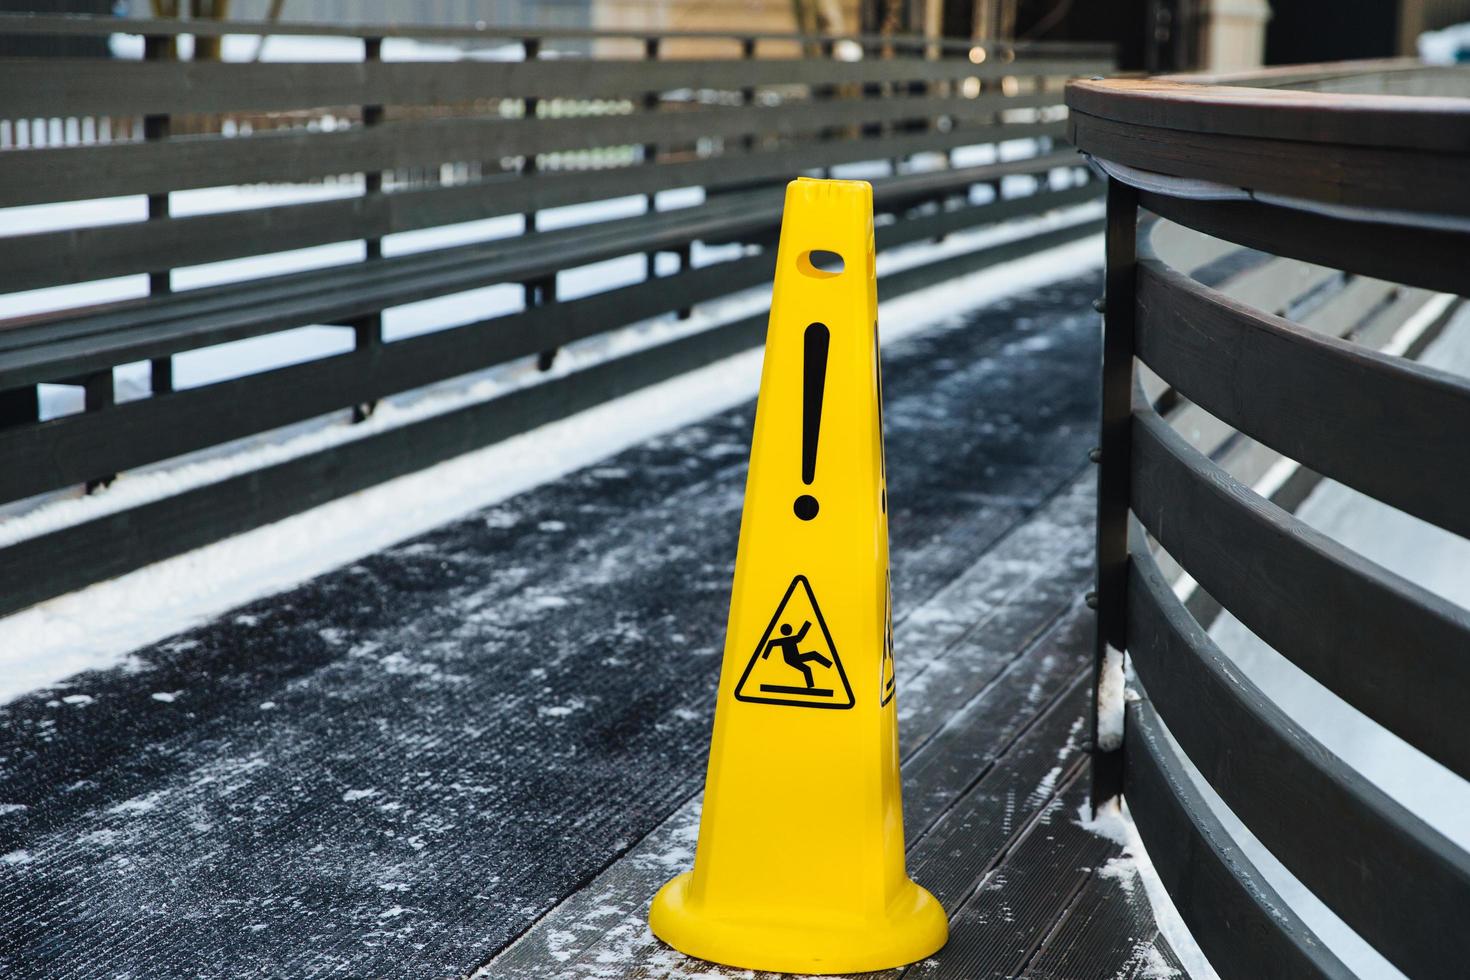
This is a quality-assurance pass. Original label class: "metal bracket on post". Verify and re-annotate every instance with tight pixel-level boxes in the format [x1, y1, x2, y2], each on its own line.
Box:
[144, 33, 173, 397]
[675, 242, 692, 320]
[0, 387, 40, 430]
[533, 275, 559, 371]
[80, 369, 116, 493]
[1090, 178, 1138, 810]
[353, 36, 385, 424]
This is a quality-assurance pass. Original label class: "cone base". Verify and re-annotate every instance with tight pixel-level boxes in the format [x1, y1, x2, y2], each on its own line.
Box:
[648, 872, 948, 975]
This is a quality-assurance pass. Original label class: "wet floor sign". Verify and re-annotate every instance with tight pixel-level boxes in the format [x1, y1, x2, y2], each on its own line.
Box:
[732, 575, 854, 708]
[648, 178, 947, 975]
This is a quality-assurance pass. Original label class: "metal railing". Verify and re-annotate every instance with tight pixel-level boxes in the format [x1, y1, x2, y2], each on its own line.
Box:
[1069, 62, 1470, 980]
[0, 15, 1109, 618]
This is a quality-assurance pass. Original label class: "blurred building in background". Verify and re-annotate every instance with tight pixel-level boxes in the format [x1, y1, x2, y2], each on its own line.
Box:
[1266, 0, 1470, 63]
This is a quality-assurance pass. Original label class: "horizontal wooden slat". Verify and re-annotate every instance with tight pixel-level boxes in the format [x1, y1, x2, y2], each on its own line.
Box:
[0, 200, 744, 366]
[0, 256, 773, 504]
[0, 100, 1068, 207]
[1134, 256, 1470, 539]
[1067, 109, 1470, 218]
[1125, 536, 1470, 980]
[1140, 191, 1470, 296]
[1, 57, 1098, 119]
[0, 159, 1089, 373]
[1130, 404, 1470, 781]
[1155, 58, 1450, 91]
[0, 137, 1081, 294]
[1122, 696, 1352, 980]
[0, 12, 1113, 57]
[0, 216, 1101, 617]
[0, 185, 1100, 504]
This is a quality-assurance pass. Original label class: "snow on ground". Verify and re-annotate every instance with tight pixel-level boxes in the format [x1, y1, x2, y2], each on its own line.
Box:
[1076, 794, 1220, 980]
[0, 219, 1102, 703]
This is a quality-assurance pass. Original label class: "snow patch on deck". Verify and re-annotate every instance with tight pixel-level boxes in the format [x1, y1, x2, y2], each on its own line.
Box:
[1075, 799, 1220, 980]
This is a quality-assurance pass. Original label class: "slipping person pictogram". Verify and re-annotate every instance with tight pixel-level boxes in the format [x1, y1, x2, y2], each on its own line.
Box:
[760, 621, 833, 696]
[733, 575, 854, 709]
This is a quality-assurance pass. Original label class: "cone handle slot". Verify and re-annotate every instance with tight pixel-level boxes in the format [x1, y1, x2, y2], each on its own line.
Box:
[797, 249, 845, 278]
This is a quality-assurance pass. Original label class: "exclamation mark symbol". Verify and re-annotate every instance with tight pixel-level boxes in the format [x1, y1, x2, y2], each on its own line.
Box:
[794, 322, 829, 521]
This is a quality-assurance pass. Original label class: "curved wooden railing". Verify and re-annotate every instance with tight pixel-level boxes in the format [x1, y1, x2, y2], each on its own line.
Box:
[1067, 65, 1470, 979]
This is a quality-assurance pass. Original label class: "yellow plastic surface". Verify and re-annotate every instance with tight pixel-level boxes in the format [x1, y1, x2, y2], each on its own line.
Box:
[648, 178, 947, 974]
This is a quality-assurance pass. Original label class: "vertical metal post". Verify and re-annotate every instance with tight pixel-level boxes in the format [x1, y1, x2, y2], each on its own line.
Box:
[929, 40, 951, 244]
[352, 36, 384, 423]
[642, 36, 662, 282]
[816, 38, 837, 177]
[534, 271, 559, 372]
[144, 33, 173, 396]
[861, 38, 882, 142]
[1033, 72, 1052, 156]
[979, 46, 1007, 207]
[740, 37, 757, 153]
[887, 38, 904, 177]
[516, 36, 560, 373]
[82, 369, 116, 493]
[360, 36, 385, 264]
[520, 35, 543, 264]
[1090, 178, 1137, 808]
[521, 35, 542, 241]
[674, 242, 692, 320]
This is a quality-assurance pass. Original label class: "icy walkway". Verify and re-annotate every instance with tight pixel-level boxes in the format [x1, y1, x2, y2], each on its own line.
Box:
[0, 271, 1176, 978]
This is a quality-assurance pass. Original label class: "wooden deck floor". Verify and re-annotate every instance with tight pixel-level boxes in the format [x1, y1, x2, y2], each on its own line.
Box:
[0, 270, 1180, 978]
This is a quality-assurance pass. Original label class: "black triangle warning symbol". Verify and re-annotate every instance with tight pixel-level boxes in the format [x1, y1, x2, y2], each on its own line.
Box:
[734, 575, 854, 710]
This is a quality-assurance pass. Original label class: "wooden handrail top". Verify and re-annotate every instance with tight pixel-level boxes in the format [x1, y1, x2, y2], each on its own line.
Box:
[1068, 64, 1470, 217]
[1067, 72, 1470, 153]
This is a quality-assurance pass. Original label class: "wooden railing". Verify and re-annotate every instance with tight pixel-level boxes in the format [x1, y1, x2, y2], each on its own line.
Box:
[1069, 63, 1470, 980]
[0, 15, 1109, 618]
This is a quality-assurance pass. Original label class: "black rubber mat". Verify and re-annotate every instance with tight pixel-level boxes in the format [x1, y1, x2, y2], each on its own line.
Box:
[0, 271, 1102, 978]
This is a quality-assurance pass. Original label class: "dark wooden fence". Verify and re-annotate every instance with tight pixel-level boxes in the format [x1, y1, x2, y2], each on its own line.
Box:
[1069, 62, 1470, 980]
[0, 14, 1109, 617]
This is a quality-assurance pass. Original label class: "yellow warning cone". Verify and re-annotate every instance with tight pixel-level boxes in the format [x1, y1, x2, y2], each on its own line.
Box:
[648, 178, 947, 974]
